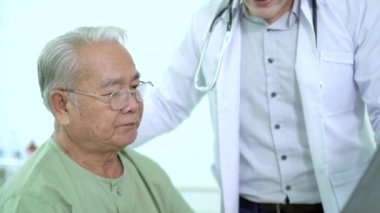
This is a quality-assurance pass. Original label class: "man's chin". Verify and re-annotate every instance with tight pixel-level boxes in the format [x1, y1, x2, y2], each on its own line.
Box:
[116, 133, 137, 148]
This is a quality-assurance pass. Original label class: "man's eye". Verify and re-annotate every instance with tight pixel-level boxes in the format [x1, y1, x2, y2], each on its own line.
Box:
[131, 84, 139, 90]
[112, 91, 122, 96]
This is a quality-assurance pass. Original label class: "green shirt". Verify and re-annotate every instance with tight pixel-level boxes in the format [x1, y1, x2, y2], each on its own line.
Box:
[0, 138, 193, 213]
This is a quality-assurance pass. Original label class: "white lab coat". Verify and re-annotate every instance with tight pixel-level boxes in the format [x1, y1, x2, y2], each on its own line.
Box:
[136, 0, 380, 212]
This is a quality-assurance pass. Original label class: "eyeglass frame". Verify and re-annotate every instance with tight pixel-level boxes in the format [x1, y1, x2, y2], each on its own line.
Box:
[58, 80, 153, 110]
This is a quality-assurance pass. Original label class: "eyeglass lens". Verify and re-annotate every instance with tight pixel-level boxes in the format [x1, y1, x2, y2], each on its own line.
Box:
[110, 83, 151, 110]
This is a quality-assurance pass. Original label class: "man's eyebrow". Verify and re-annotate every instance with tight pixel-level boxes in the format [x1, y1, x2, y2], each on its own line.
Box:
[100, 71, 141, 88]
[134, 71, 141, 80]
[100, 78, 123, 88]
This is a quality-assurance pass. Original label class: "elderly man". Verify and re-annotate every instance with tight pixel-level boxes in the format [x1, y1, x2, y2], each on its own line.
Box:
[0, 26, 193, 213]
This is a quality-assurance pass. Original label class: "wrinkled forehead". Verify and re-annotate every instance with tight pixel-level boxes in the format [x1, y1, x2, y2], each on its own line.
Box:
[99, 72, 140, 88]
[76, 42, 139, 89]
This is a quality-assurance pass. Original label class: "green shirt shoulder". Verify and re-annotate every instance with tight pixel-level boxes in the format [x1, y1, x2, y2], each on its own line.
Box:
[0, 139, 193, 213]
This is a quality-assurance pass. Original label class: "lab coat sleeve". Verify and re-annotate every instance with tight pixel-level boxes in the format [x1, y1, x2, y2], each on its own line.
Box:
[352, 0, 380, 143]
[133, 6, 216, 147]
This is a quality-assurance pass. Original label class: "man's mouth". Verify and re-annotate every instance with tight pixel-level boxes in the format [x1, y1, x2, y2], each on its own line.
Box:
[254, 0, 272, 6]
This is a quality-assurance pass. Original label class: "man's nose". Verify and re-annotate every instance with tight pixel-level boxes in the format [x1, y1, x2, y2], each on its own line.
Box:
[120, 93, 140, 113]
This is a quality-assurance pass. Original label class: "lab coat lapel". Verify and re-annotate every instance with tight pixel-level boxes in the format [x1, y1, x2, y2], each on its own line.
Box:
[214, 7, 241, 213]
[295, 0, 339, 212]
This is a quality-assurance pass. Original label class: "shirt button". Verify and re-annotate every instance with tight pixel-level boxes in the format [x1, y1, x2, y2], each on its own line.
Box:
[285, 185, 291, 191]
[281, 155, 287, 160]
[117, 187, 122, 196]
[274, 124, 280, 129]
[270, 92, 277, 98]
[268, 58, 274, 64]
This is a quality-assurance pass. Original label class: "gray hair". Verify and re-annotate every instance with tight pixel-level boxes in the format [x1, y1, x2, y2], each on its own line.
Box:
[37, 26, 128, 111]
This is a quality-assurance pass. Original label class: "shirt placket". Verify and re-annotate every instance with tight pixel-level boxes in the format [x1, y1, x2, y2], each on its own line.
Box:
[263, 27, 292, 201]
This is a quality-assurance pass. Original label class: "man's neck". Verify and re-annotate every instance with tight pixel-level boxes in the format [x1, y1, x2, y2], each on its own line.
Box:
[53, 132, 124, 179]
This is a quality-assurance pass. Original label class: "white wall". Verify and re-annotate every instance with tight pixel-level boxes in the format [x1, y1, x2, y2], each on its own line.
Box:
[0, 0, 220, 212]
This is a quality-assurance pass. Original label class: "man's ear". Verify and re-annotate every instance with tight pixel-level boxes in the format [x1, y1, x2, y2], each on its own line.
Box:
[49, 90, 71, 125]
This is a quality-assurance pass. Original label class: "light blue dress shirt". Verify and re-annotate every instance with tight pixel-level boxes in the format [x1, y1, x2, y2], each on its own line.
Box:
[239, 0, 320, 204]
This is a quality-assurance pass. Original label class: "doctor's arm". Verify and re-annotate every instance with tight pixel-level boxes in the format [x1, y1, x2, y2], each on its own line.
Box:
[353, 0, 380, 144]
[133, 10, 211, 146]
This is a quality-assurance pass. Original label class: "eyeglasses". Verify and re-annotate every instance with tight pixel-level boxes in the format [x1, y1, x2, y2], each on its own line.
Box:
[60, 81, 153, 110]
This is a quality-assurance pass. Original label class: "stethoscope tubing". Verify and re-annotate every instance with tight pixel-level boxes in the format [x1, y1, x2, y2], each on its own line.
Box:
[194, 0, 234, 92]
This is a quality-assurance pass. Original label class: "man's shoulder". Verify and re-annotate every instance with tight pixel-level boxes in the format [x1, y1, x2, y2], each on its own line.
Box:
[120, 149, 172, 182]
[121, 149, 163, 171]
[0, 141, 66, 204]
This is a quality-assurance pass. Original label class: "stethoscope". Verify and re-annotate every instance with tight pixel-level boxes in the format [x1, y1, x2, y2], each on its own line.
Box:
[194, 0, 318, 92]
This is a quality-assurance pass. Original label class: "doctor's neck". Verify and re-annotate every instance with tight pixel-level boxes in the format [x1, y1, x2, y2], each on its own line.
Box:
[243, 0, 294, 24]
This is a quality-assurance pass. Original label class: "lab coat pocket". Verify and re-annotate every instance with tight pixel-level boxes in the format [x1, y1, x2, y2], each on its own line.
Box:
[329, 162, 367, 210]
[320, 51, 355, 116]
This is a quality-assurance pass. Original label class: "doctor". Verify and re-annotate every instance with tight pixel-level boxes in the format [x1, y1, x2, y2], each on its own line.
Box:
[135, 0, 380, 212]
